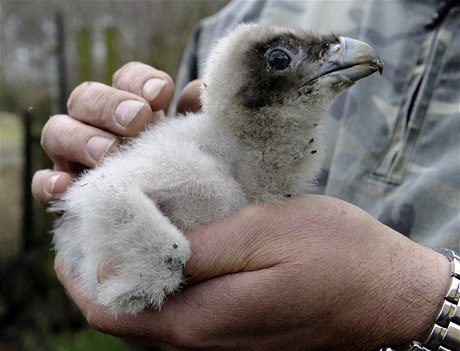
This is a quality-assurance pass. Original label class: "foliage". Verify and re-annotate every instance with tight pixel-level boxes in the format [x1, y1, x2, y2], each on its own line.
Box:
[0, 113, 23, 260]
[48, 328, 130, 351]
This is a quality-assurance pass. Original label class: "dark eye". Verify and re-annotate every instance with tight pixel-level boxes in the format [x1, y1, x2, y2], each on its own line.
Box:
[267, 49, 291, 70]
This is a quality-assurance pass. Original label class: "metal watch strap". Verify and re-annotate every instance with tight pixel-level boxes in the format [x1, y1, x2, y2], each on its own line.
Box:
[424, 249, 460, 351]
[382, 249, 460, 351]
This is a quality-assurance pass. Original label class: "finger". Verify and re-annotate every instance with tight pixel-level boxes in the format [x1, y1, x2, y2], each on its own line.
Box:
[112, 62, 175, 111]
[52, 207, 297, 348]
[54, 257, 174, 344]
[62, 266, 292, 348]
[41, 114, 119, 168]
[67, 81, 162, 137]
[176, 79, 202, 115]
[32, 169, 74, 206]
[54, 256, 110, 324]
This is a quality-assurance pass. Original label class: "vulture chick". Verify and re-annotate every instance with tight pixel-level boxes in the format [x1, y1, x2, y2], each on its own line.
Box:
[52, 23, 383, 315]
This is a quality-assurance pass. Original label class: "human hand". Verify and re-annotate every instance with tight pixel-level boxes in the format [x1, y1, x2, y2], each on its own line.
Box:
[55, 195, 450, 351]
[31, 62, 203, 206]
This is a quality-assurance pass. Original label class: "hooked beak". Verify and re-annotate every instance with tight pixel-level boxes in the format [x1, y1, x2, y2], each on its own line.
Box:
[300, 37, 384, 87]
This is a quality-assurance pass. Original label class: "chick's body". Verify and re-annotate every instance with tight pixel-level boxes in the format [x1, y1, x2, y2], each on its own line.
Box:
[52, 23, 383, 315]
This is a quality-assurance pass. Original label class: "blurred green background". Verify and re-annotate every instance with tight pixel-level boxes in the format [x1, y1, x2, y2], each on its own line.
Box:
[0, 1, 228, 350]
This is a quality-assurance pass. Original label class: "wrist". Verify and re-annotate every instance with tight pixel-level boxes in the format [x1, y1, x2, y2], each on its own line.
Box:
[296, 201, 453, 351]
[393, 249, 460, 351]
[382, 245, 455, 350]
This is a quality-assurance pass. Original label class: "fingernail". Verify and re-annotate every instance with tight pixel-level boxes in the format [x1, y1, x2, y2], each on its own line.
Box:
[115, 100, 145, 128]
[44, 174, 61, 197]
[86, 136, 116, 163]
[142, 78, 166, 101]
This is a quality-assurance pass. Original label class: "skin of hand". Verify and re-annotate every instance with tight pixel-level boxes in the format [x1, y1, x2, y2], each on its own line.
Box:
[34, 62, 450, 350]
[31, 62, 177, 206]
[55, 195, 450, 351]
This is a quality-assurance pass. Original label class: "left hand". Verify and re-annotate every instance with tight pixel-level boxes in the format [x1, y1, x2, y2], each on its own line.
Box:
[55, 195, 450, 351]
[32, 62, 177, 206]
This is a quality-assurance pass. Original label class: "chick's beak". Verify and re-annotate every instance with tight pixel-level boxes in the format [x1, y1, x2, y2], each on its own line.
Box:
[300, 37, 383, 87]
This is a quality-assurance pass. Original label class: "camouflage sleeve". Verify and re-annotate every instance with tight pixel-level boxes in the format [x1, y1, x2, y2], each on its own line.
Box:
[324, 2, 460, 250]
[170, 0, 460, 251]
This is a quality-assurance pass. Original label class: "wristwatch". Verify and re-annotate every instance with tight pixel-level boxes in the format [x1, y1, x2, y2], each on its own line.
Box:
[382, 249, 460, 351]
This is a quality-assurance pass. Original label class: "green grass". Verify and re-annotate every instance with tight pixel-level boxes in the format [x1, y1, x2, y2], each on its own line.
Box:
[48, 328, 131, 351]
[0, 111, 23, 145]
[0, 112, 23, 259]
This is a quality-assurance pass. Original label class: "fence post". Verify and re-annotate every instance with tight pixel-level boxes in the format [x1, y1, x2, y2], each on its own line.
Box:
[56, 11, 67, 114]
[104, 26, 117, 84]
[21, 109, 34, 252]
[77, 27, 92, 82]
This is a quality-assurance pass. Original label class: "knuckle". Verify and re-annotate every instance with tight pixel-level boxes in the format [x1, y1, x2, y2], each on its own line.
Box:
[112, 61, 141, 85]
[85, 314, 103, 332]
[112, 66, 125, 85]
[84, 309, 113, 334]
[40, 115, 86, 160]
[31, 170, 48, 204]
[40, 115, 60, 150]
[40, 121, 51, 149]
[67, 81, 95, 113]
[164, 321, 210, 348]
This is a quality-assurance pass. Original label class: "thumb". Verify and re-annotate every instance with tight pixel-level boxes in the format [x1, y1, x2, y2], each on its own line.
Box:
[183, 202, 291, 284]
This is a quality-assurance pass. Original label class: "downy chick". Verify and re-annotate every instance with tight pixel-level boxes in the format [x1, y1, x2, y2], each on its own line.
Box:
[52, 23, 383, 315]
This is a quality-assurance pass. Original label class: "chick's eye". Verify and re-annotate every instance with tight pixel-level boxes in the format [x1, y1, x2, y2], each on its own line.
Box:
[267, 50, 291, 70]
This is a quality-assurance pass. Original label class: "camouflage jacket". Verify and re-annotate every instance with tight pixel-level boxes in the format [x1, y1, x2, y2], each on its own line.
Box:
[172, 0, 460, 250]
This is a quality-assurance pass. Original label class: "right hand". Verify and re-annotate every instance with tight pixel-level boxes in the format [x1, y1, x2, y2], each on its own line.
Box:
[32, 62, 200, 206]
[55, 195, 449, 350]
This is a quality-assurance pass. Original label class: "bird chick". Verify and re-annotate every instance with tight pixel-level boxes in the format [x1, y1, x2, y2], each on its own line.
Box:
[51, 23, 383, 315]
